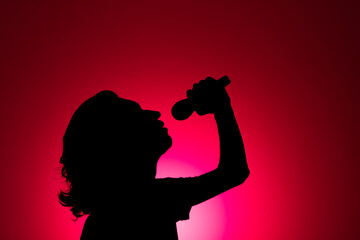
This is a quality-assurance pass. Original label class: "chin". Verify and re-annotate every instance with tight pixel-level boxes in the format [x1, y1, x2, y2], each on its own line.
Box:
[143, 130, 172, 156]
[159, 134, 172, 155]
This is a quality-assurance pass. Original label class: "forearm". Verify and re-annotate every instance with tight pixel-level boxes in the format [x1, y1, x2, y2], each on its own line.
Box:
[214, 102, 249, 180]
[179, 77, 249, 206]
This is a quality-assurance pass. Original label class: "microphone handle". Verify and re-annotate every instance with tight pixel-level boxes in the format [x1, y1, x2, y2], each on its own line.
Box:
[172, 76, 231, 120]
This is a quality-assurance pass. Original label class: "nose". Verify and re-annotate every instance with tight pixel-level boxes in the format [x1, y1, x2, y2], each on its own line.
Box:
[144, 110, 161, 119]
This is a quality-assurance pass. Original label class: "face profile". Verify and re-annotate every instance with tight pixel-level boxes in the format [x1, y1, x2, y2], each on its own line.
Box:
[121, 97, 172, 159]
[59, 90, 172, 217]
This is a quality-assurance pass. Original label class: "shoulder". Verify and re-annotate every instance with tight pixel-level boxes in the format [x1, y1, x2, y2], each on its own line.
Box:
[155, 176, 200, 185]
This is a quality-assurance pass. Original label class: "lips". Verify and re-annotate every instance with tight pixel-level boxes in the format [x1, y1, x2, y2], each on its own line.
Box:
[157, 120, 165, 128]
[158, 121, 169, 133]
[150, 120, 165, 130]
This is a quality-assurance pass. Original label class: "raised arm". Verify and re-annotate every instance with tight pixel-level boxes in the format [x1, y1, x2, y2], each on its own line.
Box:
[182, 77, 250, 206]
[213, 99, 249, 186]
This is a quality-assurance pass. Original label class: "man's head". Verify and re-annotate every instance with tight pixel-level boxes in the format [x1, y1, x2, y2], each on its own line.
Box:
[59, 90, 172, 217]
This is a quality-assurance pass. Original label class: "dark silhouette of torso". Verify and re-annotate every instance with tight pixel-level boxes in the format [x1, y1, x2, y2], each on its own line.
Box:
[80, 178, 195, 240]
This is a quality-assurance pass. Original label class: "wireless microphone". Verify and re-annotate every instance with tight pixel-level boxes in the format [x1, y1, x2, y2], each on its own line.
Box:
[171, 75, 231, 120]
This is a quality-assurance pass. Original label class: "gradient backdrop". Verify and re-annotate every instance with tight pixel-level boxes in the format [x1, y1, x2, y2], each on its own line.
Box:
[1, 1, 359, 239]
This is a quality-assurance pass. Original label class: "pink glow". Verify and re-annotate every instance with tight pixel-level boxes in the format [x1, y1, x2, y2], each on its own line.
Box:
[1, 1, 359, 240]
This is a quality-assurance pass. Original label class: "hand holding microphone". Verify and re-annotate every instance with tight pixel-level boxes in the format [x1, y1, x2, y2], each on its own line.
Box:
[172, 76, 231, 120]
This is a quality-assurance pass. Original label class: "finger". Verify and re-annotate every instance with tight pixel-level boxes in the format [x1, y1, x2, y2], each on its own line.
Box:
[192, 83, 200, 91]
[199, 79, 206, 86]
[202, 77, 216, 88]
[205, 76, 216, 81]
[186, 89, 193, 98]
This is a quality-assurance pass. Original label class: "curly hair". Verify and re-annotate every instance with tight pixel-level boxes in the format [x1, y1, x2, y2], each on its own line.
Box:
[59, 90, 121, 218]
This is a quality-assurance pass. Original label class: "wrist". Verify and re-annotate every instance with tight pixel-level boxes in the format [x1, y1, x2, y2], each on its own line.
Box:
[214, 100, 233, 119]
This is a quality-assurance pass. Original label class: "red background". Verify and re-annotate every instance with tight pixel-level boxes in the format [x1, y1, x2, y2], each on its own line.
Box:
[1, 1, 359, 239]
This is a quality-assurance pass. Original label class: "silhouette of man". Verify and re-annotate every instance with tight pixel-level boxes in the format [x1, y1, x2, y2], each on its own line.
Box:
[59, 77, 250, 239]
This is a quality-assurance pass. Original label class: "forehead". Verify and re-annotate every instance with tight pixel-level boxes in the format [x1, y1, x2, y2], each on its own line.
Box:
[118, 98, 141, 109]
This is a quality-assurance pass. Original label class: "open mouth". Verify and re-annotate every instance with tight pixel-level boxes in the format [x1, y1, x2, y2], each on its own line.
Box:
[158, 120, 165, 128]
[157, 121, 169, 133]
[154, 120, 165, 129]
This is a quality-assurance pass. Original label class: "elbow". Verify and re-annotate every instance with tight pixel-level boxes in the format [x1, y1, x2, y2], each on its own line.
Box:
[235, 168, 250, 186]
[230, 155, 249, 186]
[243, 168, 250, 182]
[244, 167, 250, 178]
[224, 167, 249, 188]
